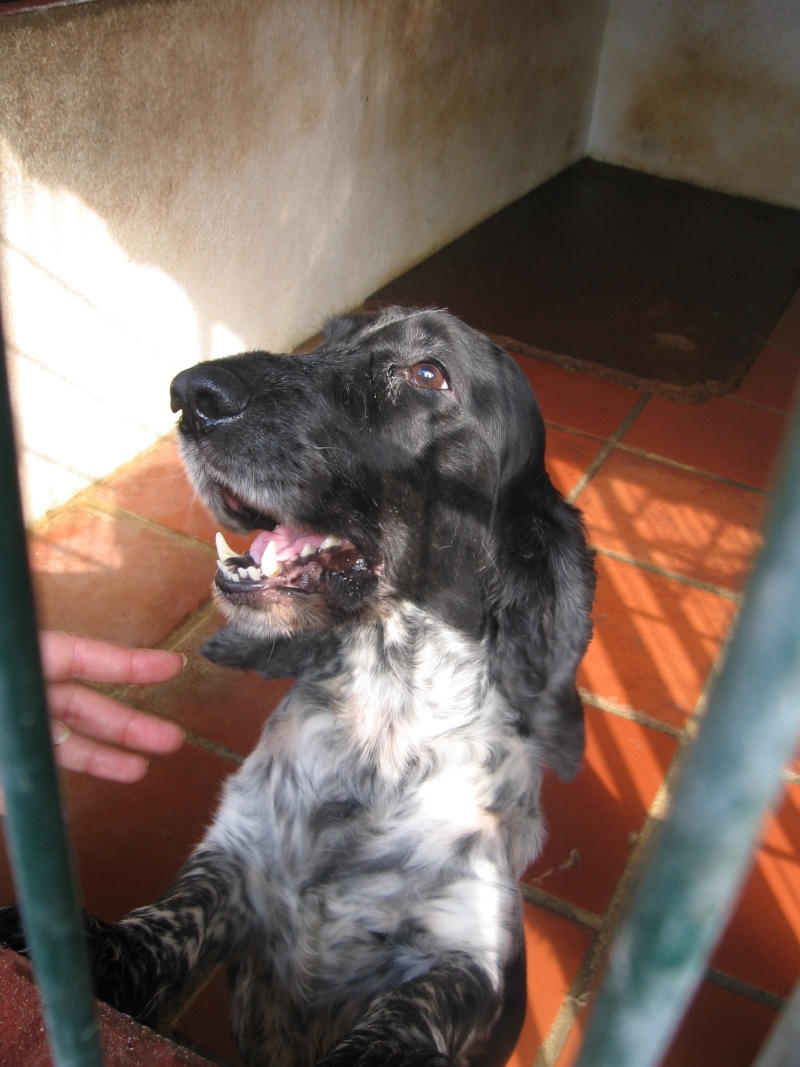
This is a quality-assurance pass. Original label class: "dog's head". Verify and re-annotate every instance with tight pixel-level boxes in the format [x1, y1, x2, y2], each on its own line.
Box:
[171, 307, 595, 777]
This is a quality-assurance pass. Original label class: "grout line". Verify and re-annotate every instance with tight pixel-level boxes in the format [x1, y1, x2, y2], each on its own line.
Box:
[159, 601, 220, 654]
[534, 718, 699, 1065]
[578, 691, 685, 740]
[533, 932, 605, 1067]
[75, 498, 218, 553]
[521, 884, 603, 934]
[590, 545, 744, 602]
[566, 394, 651, 504]
[686, 604, 742, 728]
[613, 442, 774, 496]
[704, 967, 784, 1013]
[544, 420, 606, 444]
[184, 728, 245, 766]
[533, 801, 672, 1065]
[727, 393, 794, 417]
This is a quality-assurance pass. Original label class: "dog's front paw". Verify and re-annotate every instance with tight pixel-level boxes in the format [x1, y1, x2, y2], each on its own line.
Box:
[200, 628, 269, 671]
[0, 904, 28, 955]
[317, 1033, 454, 1067]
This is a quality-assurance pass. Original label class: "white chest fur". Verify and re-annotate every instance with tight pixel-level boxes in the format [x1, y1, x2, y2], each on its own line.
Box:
[203, 607, 544, 997]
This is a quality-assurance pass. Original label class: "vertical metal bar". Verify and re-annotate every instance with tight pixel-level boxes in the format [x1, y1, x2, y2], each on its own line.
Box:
[573, 398, 800, 1067]
[0, 317, 104, 1067]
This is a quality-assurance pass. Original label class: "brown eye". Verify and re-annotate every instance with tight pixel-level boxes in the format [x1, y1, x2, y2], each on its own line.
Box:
[400, 362, 450, 391]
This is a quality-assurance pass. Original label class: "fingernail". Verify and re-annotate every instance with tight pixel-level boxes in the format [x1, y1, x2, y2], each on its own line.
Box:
[179, 652, 189, 668]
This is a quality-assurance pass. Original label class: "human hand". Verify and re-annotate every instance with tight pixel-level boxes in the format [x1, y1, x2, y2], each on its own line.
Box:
[0, 631, 186, 813]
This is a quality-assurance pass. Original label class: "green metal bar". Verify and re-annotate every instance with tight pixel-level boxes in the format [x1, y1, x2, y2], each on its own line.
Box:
[573, 397, 800, 1067]
[0, 320, 104, 1067]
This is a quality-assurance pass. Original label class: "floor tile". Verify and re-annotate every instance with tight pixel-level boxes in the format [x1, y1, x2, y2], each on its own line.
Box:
[661, 981, 777, 1067]
[545, 428, 605, 497]
[90, 437, 222, 547]
[734, 344, 800, 412]
[524, 706, 678, 916]
[508, 906, 594, 1067]
[511, 354, 642, 439]
[622, 395, 786, 491]
[0, 739, 232, 918]
[29, 507, 215, 648]
[125, 613, 293, 757]
[576, 449, 766, 592]
[579, 554, 738, 727]
[712, 783, 800, 998]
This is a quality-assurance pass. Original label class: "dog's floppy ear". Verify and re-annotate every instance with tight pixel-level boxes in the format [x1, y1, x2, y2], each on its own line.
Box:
[488, 449, 596, 781]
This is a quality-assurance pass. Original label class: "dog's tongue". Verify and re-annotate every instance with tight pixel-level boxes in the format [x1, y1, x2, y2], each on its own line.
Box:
[249, 526, 326, 565]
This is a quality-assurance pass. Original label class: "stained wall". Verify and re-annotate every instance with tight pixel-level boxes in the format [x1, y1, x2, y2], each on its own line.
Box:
[0, 0, 608, 518]
[589, 0, 800, 208]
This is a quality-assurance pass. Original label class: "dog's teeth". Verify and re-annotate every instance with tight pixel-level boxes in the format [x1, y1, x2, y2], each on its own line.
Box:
[229, 571, 241, 582]
[247, 566, 261, 581]
[237, 567, 249, 579]
[320, 536, 343, 550]
[261, 539, 281, 577]
[300, 543, 315, 558]
[215, 532, 237, 562]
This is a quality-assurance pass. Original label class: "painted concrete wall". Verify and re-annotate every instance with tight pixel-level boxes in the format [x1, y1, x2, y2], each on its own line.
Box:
[0, 0, 608, 520]
[589, 0, 800, 208]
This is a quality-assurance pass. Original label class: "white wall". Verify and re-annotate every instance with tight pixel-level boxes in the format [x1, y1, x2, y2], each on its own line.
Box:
[0, 0, 608, 520]
[589, 0, 800, 208]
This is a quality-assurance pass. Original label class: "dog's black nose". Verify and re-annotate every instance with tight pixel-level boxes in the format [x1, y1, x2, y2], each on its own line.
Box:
[170, 364, 249, 435]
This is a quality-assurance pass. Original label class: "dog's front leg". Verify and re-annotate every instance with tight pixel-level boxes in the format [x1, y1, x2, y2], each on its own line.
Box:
[201, 626, 341, 680]
[316, 954, 507, 1067]
[1, 847, 243, 1027]
[90, 846, 249, 1024]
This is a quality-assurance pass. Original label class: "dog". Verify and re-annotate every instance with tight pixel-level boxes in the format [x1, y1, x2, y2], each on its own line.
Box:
[2, 307, 595, 1066]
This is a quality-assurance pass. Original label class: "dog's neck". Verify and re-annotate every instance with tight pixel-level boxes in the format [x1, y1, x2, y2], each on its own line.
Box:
[327, 603, 499, 783]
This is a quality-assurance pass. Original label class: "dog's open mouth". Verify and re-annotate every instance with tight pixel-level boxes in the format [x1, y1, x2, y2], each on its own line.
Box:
[209, 486, 382, 603]
[214, 526, 378, 593]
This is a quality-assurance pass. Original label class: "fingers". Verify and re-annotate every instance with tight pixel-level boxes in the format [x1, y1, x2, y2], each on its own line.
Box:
[52, 731, 151, 785]
[40, 631, 187, 687]
[0, 636, 187, 816]
[47, 681, 185, 756]
[0, 697, 181, 815]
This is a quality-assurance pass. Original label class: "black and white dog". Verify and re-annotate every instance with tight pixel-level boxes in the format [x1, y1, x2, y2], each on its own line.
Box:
[4, 307, 595, 1066]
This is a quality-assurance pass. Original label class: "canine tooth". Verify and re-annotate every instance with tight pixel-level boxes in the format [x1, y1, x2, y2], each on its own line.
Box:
[247, 566, 261, 581]
[262, 539, 281, 577]
[215, 532, 237, 562]
[320, 535, 343, 550]
[300, 543, 315, 558]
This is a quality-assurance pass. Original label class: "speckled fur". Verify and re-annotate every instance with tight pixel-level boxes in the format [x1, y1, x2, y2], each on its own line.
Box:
[1, 308, 595, 1067]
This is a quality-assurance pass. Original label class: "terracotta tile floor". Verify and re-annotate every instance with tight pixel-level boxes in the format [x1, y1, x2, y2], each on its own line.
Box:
[2, 289, 799, 1066]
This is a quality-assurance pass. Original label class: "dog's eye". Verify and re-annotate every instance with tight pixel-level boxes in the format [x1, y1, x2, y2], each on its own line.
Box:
[399, 362, 450, 391]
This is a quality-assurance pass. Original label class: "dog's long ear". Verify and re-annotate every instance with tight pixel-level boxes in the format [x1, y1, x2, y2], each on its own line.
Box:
[488, 422, 595, 781]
